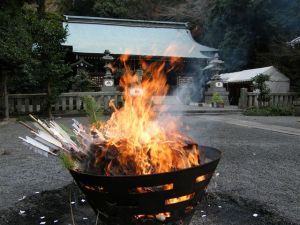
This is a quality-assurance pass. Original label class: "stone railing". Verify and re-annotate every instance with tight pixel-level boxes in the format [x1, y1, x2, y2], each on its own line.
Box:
[239, 89, 298, 108]
[8, 91, 123, 115]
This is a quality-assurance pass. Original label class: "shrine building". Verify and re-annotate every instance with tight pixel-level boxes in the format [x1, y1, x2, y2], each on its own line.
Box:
[63, 15, 217, 92]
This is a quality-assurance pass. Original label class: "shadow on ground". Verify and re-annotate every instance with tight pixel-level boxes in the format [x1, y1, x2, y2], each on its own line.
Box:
[0, 183, 296, 225]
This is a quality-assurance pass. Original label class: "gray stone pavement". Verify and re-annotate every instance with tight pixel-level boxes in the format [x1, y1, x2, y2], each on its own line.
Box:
[0, 115, 299, 224]
[203, 115, 300, 136]
[223, 114, 300, 129]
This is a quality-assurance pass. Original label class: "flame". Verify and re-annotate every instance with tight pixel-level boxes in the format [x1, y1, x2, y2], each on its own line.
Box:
[89, 54, 202, 214]
[92, 56, 200, 176]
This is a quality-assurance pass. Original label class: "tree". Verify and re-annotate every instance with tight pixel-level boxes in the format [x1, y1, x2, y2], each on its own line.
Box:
[26, 10, 71, 118]
[252, 74, 270, 107]
[201, 0, 300, 89]
[67, 0, 95, 16]
[201, 0, 286, 71]
[70, 70, 95, 92]
[0, 2, 32, 119]
[93, 0, 128, 18]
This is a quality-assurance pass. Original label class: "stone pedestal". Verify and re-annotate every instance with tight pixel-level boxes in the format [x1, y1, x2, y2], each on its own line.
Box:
[205, 80, 229, 105]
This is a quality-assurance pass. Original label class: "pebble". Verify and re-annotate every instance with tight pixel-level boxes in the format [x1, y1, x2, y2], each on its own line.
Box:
[82, 217, 88, 220]
[18, 196, 26, 201]
[53, 220, 58, 223]
[202, 215, 207, 218]
[81, 199, 86, 203]
[253, 213, 258, 217]
[19, 210, 26, 215]
[35, 191, 40, 194]
[40, 222, 46, 225]
[71, 201, 75, 205]
[40, 216, 45, 219]
[218, 205, 222, 208]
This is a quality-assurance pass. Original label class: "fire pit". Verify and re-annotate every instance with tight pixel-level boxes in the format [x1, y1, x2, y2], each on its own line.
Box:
[20, 55, 222, 225]
[70, 145, 221, 225]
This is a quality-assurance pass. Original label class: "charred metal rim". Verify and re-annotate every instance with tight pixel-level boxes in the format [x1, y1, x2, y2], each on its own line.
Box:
[69, 145, 221, 178]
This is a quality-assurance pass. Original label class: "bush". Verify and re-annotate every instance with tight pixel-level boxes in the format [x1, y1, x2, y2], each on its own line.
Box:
[211, 93, 224, 104]
[252, 74, 270, 106]
[243, 106, 294, 116]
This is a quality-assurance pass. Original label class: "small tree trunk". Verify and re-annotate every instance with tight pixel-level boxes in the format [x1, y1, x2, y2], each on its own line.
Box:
[47, 81, 53, 119]
[3, 71, 9, 121]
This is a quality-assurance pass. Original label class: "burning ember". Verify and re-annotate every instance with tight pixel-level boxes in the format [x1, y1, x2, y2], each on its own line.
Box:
[20, 55, 200, 176]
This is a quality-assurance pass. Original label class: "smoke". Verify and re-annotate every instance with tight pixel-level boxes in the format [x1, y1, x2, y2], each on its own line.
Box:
[170, 59, 212, 103]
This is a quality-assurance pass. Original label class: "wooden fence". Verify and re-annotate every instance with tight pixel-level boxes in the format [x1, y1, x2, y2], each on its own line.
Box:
[8, 91, 123, 115]
[239, 90, 298, 108]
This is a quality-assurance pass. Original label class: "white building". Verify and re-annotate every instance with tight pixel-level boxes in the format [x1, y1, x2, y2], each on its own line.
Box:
[220, 66, 290, 104]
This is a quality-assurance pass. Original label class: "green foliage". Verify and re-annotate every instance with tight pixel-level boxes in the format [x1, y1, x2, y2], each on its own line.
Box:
[59, 152, 75, 169]
[70, 70, 95, 92]
[93, 0, 128, 18]
[0, 3, 72, 117]
[252, 74, 270, 106]
[211, 93, 224, 104]
[243, 106, 294, 116]
[25, 10, 72, 115]
[201, 0, 274, 71]
[68, 0, 95, 16]
[82, 96, 103, 123]
[201, 0, 300, 90]
[256, 40, 300, 92]
[0, 5, 32, 70]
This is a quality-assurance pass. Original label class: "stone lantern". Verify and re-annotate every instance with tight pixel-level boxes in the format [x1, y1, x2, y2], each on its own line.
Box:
[204, 53, 229, 105]
[102, 50, 116, 92]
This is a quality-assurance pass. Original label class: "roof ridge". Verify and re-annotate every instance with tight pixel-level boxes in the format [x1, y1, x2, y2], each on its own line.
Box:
[64, 15, 189, 29]
[221, 66, 273, 75]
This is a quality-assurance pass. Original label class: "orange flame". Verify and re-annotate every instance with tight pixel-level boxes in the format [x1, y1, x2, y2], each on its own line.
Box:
[92, 55, 200, 176]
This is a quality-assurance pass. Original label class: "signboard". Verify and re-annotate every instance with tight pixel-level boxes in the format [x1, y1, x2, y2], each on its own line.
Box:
[104, 79, 114, 87]
[177, 76, 193, 87]
[215, 82, 223, 88]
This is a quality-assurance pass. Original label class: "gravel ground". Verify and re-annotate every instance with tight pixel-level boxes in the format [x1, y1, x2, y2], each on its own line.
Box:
[0, 115, 299, 225]
[0, 184, 296, 225]
[0, 117, 89, 211]
[184, 115, 300, 224]
[223, 114, 300, 129]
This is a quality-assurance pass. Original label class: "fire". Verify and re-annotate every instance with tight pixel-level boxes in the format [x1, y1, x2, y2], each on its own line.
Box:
[91, 56, 200, 176]
[18, 52, 203, 219]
